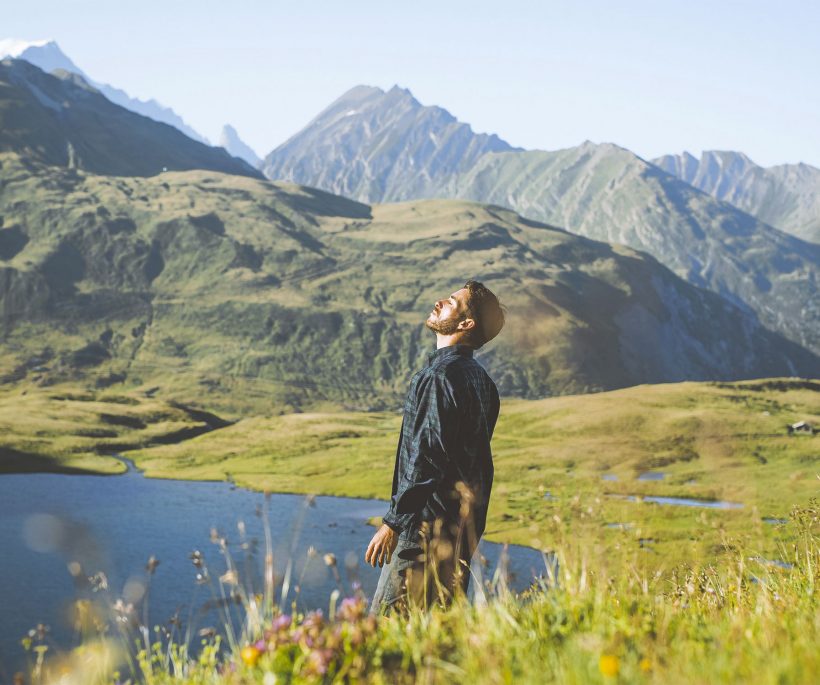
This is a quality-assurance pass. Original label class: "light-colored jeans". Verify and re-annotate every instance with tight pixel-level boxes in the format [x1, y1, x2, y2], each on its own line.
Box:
[369, 536, 472, 614]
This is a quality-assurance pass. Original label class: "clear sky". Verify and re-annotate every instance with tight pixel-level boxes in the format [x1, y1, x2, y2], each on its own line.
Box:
[5, 0, 819, 167]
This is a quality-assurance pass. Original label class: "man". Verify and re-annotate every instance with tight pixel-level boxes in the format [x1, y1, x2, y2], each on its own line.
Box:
[366, 280, 505, 613]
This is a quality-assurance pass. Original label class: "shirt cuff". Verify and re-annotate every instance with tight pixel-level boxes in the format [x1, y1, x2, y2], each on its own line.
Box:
[382, 514, 402, 533]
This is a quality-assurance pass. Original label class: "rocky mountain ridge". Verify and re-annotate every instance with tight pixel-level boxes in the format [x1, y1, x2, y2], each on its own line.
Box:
[219, 124, 261, 167]
[262, 85, 517, 201]
[0, 59, 262, 178]
[653, 150, 820, 244]
[0, 38, 208, 144]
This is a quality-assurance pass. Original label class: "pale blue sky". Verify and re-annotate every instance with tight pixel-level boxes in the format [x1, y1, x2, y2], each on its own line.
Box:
[5, 0, 819, 166]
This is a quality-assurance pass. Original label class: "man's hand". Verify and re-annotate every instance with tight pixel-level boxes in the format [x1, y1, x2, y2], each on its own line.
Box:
[365, 523, 398, 568]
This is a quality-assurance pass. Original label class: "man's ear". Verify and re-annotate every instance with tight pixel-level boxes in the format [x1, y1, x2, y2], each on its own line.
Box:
[458, 317, 476, 332]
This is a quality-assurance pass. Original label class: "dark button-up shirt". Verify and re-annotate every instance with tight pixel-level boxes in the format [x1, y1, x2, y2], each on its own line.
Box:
[382, 344, 499, 552]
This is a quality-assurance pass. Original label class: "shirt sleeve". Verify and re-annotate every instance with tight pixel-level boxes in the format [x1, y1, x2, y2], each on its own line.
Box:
[382, 371, 460, 533]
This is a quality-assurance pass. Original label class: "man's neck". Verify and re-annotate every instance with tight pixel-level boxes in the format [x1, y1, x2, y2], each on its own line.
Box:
[436, 334, 467, 349]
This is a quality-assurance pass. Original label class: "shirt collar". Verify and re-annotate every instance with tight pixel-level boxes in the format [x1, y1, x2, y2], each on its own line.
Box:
[429, 344, 475, 362]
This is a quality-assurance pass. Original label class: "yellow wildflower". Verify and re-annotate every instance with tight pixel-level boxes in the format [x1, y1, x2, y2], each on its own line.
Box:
[599, 654, 619, 677]
[240, 645, 261, 667]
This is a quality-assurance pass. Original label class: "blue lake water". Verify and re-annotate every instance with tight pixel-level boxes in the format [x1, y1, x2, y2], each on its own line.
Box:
[608, 494, 744, 509]
[636, 471, 666, 481]
[0, 464, 551, 675]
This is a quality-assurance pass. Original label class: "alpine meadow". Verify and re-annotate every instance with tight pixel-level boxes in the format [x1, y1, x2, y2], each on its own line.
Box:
[0, 17, 818, 685]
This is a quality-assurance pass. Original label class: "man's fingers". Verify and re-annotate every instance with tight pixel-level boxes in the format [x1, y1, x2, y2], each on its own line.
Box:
[365, 538, 376, 566]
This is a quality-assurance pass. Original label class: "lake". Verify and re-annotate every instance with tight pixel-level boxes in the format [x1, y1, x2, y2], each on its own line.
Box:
[0, 462, 552, 675]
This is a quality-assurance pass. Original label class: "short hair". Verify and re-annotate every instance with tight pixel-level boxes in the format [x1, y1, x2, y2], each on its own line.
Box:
[461, 280, 505, 348]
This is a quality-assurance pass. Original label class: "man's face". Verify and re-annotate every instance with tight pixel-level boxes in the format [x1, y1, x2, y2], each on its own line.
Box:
[425, 288, 471, 335]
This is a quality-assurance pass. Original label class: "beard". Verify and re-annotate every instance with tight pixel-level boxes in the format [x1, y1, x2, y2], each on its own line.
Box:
[425, 311, 462, 335]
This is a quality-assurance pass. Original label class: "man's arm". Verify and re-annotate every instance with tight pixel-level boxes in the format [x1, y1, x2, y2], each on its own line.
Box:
[382, 371, 460, 533]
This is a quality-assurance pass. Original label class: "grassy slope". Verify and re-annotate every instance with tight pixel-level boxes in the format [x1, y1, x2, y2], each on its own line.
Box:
[126, 378, 820, 567]
[0, 384, 216, 474]
[2, 154, 817, 419]
[4, 378, 818, 683]
[6, 378, 814, 568]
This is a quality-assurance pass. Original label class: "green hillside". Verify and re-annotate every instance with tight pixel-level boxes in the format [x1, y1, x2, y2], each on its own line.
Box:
[1, 153, 816, 416]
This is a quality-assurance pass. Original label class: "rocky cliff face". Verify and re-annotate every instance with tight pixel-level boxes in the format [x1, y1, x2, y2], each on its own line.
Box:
[262, 85, 516, 201]
[654, 150, 820, 244]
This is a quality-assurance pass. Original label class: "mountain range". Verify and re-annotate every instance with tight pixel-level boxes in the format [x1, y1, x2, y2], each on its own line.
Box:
[0, 60, 817, 415]
[260, 85, 820, 356]
[653, 150, 820, 244]
[0, 58, 261, 178]
[0, 39, 209, 144]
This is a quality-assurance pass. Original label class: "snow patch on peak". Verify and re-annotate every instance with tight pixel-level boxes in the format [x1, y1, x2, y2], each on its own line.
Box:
[0, 38, 56, 57]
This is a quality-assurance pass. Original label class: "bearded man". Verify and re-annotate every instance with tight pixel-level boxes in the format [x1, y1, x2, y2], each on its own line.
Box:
[366, 280, 505, 613]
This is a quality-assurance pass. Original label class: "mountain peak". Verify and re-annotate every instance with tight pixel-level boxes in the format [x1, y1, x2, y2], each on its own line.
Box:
[0, 38, 57, 56]
[0, 59, 261, 178]
[0, 36, 208, 143]
[263, 84, 515, 200]
[0, 38, 82, 75]
[654, 149, 820, 243]
[218, 124, 261, 167]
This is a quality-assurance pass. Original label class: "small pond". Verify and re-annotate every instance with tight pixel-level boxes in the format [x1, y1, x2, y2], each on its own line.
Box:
[0, 462, 551, 674]
[608, 494, 744, 509]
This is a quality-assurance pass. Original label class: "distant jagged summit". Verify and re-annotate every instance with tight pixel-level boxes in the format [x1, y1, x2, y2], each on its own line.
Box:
[261, 84, 518, 201]
[0, 38, 208, 144]
[0, 58, 262, 178]
[654, 150, 820, 243]
[219, 124, 261, 167]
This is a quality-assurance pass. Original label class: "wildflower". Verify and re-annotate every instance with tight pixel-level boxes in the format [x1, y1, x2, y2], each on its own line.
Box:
[271, 614, 292, 632]
[303, 610, 324, 630]
[323, 553, 337, 567]
[240, 645, 261, 667]
[306, 648, 334, 676]
[190, 550, 204, 568]
[337, 597, 366, 622]
[112, 599, 135, 624]
[640, 658, 652, 672]
[599, 654, 619, 677]
[220, 570, 239, 585]
[145, 556, 160, 575]
[87, 572, 108, 592]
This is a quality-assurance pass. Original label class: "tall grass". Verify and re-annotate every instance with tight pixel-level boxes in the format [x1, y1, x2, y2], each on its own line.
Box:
[17, 499, 818, 685]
